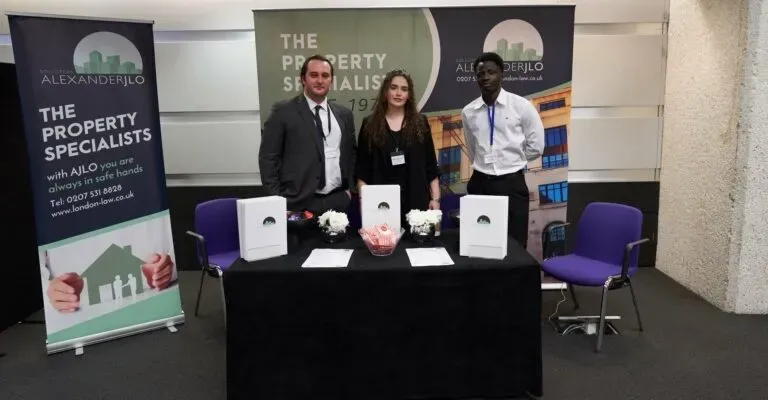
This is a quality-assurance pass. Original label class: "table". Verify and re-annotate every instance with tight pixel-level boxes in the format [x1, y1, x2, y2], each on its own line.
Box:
[223, 229, 543, 400]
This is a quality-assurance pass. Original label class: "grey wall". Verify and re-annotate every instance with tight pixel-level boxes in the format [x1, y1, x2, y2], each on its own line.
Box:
[658, 0, 768, 314]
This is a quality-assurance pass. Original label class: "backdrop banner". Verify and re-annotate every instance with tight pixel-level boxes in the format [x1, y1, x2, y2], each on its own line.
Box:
[8, 13, 185, 354]
[253, 5, 574, 263]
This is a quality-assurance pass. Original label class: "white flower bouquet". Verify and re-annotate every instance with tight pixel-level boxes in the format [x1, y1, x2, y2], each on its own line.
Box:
[405, 209, 443, 235]
[318, 210, 349, 234]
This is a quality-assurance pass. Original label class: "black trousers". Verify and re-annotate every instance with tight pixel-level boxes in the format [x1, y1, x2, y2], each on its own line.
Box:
[288, 188, 350, 249]
[308, 187, 351, 216]
[467, 169, 530, 249]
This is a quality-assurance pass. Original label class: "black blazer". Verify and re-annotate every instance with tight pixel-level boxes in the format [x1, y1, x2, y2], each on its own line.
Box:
[258, 95, 357, 211]
[355, 113, 440, 213]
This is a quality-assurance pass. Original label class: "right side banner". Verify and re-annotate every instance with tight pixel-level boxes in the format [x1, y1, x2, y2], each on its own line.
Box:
[420, 6, 574, 263]
[253, 5, 575, 262]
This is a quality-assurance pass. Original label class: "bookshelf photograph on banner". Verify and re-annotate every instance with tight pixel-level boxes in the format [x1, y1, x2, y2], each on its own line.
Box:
[8, 13, 185, 355]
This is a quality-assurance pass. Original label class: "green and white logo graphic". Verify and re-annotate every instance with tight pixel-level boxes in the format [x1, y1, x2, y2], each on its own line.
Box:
[253, 9, 437, 128]
[483, 19, 543, 62]
[73, 31, 143, 75]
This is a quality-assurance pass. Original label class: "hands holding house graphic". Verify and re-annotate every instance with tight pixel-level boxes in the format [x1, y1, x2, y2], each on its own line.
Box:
[141, 252, 174, 291]
[47, 253, 175, 313]
[47, 272, 85, 313]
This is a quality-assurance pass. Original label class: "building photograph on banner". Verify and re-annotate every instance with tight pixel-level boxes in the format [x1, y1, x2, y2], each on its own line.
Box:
[253, 6, 574, 262]
[8, 14, 185, 354]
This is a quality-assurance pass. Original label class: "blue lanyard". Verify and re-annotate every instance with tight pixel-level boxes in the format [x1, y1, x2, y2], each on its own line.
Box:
[487, 104, 495, 146]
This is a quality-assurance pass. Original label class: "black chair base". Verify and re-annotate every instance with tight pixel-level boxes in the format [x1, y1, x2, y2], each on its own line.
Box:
[524, 391, 543, 400]
[556, 316, 621, 336]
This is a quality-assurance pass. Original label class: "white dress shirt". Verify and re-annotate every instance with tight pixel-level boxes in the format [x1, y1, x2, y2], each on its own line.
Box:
[461, 88, 544, 176]
[305, 94, 343, 194]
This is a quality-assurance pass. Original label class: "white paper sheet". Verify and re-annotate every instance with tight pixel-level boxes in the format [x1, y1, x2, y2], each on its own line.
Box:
[405, 248, 454, 267]
[301, 249, 354, 268]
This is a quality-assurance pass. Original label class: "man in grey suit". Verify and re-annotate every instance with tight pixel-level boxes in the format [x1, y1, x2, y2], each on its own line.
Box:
[259, 55, 357, 215]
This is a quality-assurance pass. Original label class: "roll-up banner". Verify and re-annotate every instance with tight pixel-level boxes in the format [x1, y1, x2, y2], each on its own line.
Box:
[7, 13, 185, 354]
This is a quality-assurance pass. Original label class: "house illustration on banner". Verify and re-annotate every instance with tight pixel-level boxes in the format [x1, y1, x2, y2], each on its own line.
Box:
[81, 244, 146, 306]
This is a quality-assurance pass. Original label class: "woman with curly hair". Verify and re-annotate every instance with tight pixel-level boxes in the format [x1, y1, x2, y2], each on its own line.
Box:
[355, 69, 441, 226]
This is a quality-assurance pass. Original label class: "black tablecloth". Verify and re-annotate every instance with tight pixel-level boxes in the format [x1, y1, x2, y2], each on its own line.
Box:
[223, 230, 542, 400]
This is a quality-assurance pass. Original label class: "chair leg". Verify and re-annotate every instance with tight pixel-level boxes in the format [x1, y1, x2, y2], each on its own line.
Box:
[194, 267, 207, 317]
[628, 278, 644, 331]
[595, 279, 612, 352]
[567, 283, 580, 310]
[218, 275, 227, 329]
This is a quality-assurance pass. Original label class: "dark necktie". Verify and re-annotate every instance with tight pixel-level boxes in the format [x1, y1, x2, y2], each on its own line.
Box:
[313, 105, 326, 189]
[313, 105, 326, 141]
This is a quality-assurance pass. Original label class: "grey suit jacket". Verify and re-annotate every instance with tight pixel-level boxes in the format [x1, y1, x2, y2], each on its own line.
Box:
[258, 95, 357, 211]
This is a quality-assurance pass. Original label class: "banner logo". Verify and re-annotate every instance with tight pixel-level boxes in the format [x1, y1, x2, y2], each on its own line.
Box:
[484, 19, 543, 62]
[74, 31, 143, 75]
[484, 19, 544, 77]
[456, 18, 544, 82]
[41, 31, 146, 87]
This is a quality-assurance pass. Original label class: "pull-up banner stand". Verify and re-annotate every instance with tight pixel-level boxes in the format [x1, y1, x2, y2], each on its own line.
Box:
[7, 13, 185, 355]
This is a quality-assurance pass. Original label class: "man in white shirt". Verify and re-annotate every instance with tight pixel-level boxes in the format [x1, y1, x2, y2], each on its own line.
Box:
[461, 52, 545, 248]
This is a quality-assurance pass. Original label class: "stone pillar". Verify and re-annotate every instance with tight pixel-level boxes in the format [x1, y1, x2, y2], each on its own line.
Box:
[658, 0, 768, 313]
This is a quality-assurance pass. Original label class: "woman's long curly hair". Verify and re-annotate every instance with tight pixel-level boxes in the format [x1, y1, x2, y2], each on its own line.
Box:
[364, 69, 426, 151]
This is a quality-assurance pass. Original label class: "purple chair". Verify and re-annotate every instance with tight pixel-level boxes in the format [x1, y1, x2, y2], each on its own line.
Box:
[540, 202, 649, 352]
[347, 193, 362, 230]
[439, 193, 463, 230]
[185, 198, 240, 321]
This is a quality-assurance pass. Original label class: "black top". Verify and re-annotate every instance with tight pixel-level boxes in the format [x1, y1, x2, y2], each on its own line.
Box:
[355, 114, 440, 222]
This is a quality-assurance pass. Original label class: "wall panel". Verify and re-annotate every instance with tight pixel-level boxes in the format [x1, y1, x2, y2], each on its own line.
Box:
[0, 43, 12, 63]
[160, 114, 260, 175]
[0, 1, 254, 33]
[155, 41, 259, 112]
[569, 117, 661, 170]
[568, 169, 657, 183]
[563, 0, 667, 24]
[572, 34, 665, 107]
